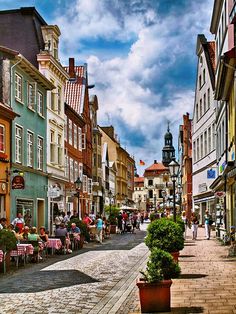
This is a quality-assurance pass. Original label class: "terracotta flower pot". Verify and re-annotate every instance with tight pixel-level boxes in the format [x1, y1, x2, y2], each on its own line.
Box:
[78, 235, 85, 249]
[171, 251, 180, 263]
[136, 278, 172, 313]
[110, 225, 117, 234]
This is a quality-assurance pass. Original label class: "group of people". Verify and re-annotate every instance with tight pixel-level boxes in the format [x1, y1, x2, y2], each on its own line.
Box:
[181, 210, 213, 240]
[117, 211, 141, 233]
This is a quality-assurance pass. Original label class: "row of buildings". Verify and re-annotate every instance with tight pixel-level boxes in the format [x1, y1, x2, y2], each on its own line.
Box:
[0, 7, 135, 232]
[133, 0, 236, 239]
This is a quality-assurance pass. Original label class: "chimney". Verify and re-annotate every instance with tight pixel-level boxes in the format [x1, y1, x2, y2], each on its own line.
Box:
[154, 160, 157, 164]
[69, 58, 75, 78]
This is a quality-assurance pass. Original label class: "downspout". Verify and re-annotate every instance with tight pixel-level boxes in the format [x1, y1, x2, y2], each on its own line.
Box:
[224, 101, 228, 229]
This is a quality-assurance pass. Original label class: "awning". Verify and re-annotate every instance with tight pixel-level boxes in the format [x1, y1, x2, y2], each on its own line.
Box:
[194, 196, 215, 204]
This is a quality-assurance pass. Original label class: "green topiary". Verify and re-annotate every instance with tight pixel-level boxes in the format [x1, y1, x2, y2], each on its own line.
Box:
[145, 218, 184, 252]
[169, 215, 185, 233]
[141, 248, 181, 283]
[0, 229, 17, 252]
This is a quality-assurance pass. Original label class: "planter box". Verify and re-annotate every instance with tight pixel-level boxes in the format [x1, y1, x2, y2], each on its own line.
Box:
[136, 278, 172, 313]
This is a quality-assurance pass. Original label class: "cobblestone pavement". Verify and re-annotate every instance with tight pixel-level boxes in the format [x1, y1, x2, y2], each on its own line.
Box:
[0, 225, 149, 314]
[1, 225, 236, 314]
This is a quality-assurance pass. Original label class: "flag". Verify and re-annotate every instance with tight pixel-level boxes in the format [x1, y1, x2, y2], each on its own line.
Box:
[139, 159, 145, 166]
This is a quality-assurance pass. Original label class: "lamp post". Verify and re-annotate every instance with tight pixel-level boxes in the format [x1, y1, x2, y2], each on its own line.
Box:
[74, 177, 82, 217]
[108, 190, 113, 217]
[168, 159, 180, 222]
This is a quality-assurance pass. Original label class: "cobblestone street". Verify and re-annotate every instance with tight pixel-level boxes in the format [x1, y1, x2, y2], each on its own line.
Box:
[1, 226, 236, 314]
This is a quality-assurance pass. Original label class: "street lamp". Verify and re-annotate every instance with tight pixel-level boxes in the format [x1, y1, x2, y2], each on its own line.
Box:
[168, 159, 180, 222]
[108, 190, 113, 216]
[74, 177, 82, 217]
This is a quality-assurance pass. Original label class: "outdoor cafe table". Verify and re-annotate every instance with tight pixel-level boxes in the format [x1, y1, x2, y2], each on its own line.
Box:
[47, 238, 62, 254]
[0, 249, 4, 263]
[10, 243, 34, 267]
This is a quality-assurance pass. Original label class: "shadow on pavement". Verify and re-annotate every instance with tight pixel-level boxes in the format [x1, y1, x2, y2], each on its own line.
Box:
[179, 273, 207, 279]
[0, 269, 99, 293]
[171, 306, 204, 313]
[179, 255, 195, 258]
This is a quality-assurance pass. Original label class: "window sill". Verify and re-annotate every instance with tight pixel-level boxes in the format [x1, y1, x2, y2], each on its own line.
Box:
[15, 98, 24, 105]
[28, 106, 35, 112]
[38, 113, 45, 119]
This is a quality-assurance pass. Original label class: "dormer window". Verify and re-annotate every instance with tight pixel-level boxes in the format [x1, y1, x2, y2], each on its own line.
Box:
[53, 40, 58, 59]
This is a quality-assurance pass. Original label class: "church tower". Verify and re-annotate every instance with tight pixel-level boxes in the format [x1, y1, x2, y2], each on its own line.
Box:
[162, 123, 175, 166]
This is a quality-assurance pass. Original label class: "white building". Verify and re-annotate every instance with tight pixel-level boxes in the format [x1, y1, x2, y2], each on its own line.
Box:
[192, 34, 217, 223]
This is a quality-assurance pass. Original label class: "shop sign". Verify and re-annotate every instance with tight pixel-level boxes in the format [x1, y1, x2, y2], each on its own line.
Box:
[198, 183, 207, 193]
[48, 187, 60, 198]
[214, 191, 226, 198]
[12, 175, 25, 189]
[207, 169, 216, 179]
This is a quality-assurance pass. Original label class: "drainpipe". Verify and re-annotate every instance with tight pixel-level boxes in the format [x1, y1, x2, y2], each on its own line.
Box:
[224, 100, 228, 230]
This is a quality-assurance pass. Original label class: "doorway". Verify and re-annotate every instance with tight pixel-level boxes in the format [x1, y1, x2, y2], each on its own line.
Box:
[37, 199, 45, 230]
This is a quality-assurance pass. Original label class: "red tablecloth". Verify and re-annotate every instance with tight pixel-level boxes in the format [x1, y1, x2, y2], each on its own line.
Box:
[10, 244, 34, 257]
[47, 238, 62, 250]
[0, 250, 4, 263]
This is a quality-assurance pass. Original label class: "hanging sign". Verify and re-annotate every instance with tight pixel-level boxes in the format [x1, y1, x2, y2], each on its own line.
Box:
[12, 175, 25, 189]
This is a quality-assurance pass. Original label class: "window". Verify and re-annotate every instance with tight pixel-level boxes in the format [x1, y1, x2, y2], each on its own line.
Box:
[197, 138, 200, 161]
[50, 130, 56, 163]
[51, 91, 57, 111]
[74, 124, 77, 148]
[28, 83, 36, 109]
[27, 131, 34, 167]
[203, 69, 206, 84]
[15, 73, 23, 101]
[203, 93, 206, 113]
[212, 123, 215, 149]
[200, 134, 203, 159]
[64, 153, 69, 178]
[196, 103, 199, 121]
[83, 175, 87, 193]
[64, 117, 67, 142]
[193, 141, 196, 163]
[79, 163, 83, 180]
[57, 86, 61, 114]
[78, 128, 82, 151]
[53, 40, 58, 59]
[69, 119, 73, 145]
[37, 91, 44, 116]
[148, 179, 153, 186]
[0, 124, 5, 153]
[37, 137, 43, 170]
[199, 75, 202, 89]
[88, 178, 92, 194]
[93, 153, 97, 167]
[200, 99, 202, 117]
[57, 133, 63, 165]
[208, 127, 211, 152]
[74, 161, 78, 181]
[204, 130, 207, 156]
[82, 133, 86, 150]
[207, 88, 210, 109]
[70, 158, 74, 183]
[15, 125, 23, 163]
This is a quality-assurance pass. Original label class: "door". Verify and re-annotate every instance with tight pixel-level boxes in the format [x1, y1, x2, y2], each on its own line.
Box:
[37, 199, 45, 230]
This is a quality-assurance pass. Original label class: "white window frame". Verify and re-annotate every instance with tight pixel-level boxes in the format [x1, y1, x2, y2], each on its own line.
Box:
[0, 124, 5, 153]
[78, 128, 82, 151]
[79, 163, 83, 180]
[37, 136, 43, 170]
[74, 161, 78, 180]
[82, 133, 86, 150]
[15, 125, 23, 163]
[57, 86, 61, 114]
[74, 123, 78, 149]
[64, 151, 69, 178]
[69, 119, 73, 145]
[37, 91, 44, 116]
[27, 130, 34, 167]
[88, 178, 92, 194]
[50, 130, 56, 164]
[57, 133, 63, 166]
[28, 82, 36, 110]
[83, 175, 87, 193]
[70, 158, 74, 183]
[15, 73, 23, 102]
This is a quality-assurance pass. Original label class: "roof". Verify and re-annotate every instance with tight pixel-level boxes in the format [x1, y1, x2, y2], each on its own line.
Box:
[64, 65, 87, 115]
[134, 177, 144, 183]
[145, 162, 168, 172]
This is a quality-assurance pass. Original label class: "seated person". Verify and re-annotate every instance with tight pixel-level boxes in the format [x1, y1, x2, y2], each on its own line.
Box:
[39, 226, 48, 243]
[21, 226, 30, 240]
[69, 223, 81, 242]
[55, 223, 72, 253]
[7, 224, 16, 235]
[28, 227, 41, 241]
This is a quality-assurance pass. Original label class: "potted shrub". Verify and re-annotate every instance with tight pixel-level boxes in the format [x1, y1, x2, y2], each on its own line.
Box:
[137, 247, 181, 313]
[108, 214, 117, 234]
[145, 218, 184, 262]
[0, 229, 17, 272]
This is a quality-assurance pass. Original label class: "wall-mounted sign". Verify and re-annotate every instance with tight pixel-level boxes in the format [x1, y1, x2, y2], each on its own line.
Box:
[12, 175, 25, 189]
[207, 169, 216, 179]
[214, 191, 226, 198]
[198, 183, 207, 193]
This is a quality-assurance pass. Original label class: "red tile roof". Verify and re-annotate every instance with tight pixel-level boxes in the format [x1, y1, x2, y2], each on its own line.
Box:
[64, 65, 86, 114]
[207, 41, 216, 73]
[145, 162, 168, 171]
[134, 177, 144, 183]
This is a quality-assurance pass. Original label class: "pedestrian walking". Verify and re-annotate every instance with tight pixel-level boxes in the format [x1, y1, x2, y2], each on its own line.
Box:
[181, 211, 188, 238]
[95, 215, 103, 244]
[204, 210, 212, 240]
[191, 212, 199, 240]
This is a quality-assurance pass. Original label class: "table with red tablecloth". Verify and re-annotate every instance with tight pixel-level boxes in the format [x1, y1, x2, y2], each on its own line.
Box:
[10, 244, 34, 266]
[47, 238, 62, 254]
[0, 249, 4, 263]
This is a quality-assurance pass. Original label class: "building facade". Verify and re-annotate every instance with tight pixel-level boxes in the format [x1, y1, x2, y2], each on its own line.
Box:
[192, 34, 217, 224]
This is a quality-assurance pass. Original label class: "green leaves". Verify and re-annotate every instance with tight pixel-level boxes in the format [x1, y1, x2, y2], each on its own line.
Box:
[0, 229, 17, 252]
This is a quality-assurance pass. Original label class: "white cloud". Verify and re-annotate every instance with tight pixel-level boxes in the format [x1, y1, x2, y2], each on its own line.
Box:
[56, 0, 213, 173]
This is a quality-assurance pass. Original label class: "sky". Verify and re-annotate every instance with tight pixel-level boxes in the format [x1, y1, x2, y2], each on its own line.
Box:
[0, 0, 214, 175]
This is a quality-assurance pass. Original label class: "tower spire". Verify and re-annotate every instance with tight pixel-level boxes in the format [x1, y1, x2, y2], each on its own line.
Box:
[162, 124, 175, 167]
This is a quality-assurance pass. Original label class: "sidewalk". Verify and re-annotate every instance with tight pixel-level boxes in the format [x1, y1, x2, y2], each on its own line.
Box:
[118, 226, 236, 314]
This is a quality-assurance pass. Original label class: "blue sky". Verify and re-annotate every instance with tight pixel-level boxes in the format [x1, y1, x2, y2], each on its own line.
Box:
[0, 0, 214, 175]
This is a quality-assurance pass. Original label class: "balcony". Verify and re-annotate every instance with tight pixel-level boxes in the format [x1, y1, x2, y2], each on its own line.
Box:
[230, 1, 236, 24]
